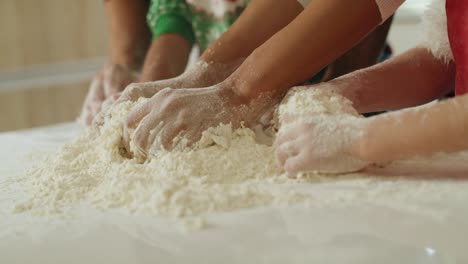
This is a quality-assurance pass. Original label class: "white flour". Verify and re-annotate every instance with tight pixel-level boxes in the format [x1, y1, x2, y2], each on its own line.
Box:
[9, 88, 468, 225]
[12, 89, 352, 218]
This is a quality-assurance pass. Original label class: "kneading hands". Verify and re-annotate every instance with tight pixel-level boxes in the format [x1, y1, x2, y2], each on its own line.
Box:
[95, 0, 464, 177]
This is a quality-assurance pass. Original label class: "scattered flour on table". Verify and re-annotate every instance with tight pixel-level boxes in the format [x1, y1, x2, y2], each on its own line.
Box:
[6, 88, 468, 225]
[11, 89, 354, 218]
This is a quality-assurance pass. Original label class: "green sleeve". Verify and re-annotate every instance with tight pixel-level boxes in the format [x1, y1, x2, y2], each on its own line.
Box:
[147, 0, 195, 45]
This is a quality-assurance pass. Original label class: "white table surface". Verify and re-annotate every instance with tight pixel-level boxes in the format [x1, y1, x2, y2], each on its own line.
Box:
[0, 123, 467, 264]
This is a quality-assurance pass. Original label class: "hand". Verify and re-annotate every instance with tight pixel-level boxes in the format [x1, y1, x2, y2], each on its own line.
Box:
[80, 64, 138, 125]
[123, 84, 275, 159]
[275, 114, 370, 177]
[117, 60, 244, 103]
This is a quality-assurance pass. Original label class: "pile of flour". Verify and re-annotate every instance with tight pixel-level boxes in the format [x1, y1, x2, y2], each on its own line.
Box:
[14, 101, 285, 217]
[7, 87, 468, 227]
[13, 88, 357, 218]
[10, 88, 348, 217]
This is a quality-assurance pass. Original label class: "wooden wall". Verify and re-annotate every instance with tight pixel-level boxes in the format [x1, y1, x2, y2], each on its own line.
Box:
[0, 82, 89, 131]
[0, 0, 108, 131]
[0, 0, 107, 70]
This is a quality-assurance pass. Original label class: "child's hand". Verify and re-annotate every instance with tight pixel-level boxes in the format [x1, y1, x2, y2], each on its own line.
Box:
[275, 114, 370, 177]
[80, 64, 138, 125]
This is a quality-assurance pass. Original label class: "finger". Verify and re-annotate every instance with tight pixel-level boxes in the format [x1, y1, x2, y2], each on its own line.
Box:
[258, 107, 276, 127]
[91, 98, 114, 128]
[280, 113, 300, 124]
[131, 112, 166, 158]
[275, 124, 303, 147]
[82, 110, 94, 126]
[182, 125, 205, 148]
[122, 127, 133, 158]
[172, 130, 189, 149]
[83, 74, 104, 111]
[145, 120, 166, 153]
[122, 94, 162, 153]
[284, 154, 309, 179]
[90, 102, 103, 119]
[125, 100, 153, 130]
[80, 74, 105, 125]
[110, 92, 122, 102]
[159, 122, 187, 151]
[92, 110, 105, 128]
[117, 84, 142, 103]
[118, 82, 160, 103]
[276, 141, 300, 167]
[87, 73, 106, 102]
[123, 102, 152, 150]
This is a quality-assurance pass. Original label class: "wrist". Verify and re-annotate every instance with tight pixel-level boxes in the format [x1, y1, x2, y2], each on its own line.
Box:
[352, 118, 382, 163]
[187, 59, 244, 87]
[226, 64, 270, 102]
[110, 42, 147, 71]
[110, 55, 142, 72]
[357, 116, 395, 163]
[215, 79, 252, 106]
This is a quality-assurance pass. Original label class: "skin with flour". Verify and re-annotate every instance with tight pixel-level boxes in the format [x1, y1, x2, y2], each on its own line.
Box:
[277, 0, 468, 175]
[276, 45, 467, 175]
[81, 0, 193, 125]
[122, 0, 396, 157]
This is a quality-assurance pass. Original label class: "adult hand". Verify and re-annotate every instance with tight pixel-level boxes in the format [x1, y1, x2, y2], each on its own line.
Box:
[80, 64, 138, 125]
[123, 84, 275, 159]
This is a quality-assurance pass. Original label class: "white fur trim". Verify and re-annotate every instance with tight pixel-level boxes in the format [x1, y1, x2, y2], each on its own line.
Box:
[421, 0, 453, 63]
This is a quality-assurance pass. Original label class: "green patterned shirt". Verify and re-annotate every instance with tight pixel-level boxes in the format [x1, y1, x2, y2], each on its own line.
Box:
[147, 0, 248, 51]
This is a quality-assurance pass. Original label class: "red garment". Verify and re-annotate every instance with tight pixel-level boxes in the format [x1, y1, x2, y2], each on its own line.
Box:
[446, 0, 468, 95]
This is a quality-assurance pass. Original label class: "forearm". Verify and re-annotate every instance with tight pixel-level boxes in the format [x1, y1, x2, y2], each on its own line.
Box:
[105, 0, 151, 69]
[324, 16, 393, 81]
[331, 47, 456, 113]
[228, 0, 383, 100]
[361, 94, 468, 162]
[139, 34, 191, 82]
[200, 0, 303, 64]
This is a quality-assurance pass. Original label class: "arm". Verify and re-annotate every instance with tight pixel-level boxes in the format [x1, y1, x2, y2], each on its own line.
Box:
[331, 47, 456, 113]
[122, 0, 404, 155]
[360, 94, 468, 162]
[120, 0, 304, 101]
[275, 93, 468, 176]
[275, 48, 456, 175]
[323, 16, 394, 81]
[81, 0, 151, 125]
[199, 0, 304, 63]
[139, 34, 191, 82]
[227, 0, 393, 100]
[105, 0, 151, 69]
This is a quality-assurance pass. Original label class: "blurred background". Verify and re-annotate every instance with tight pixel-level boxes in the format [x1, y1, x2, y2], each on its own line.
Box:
[0, 0, 431, 132]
